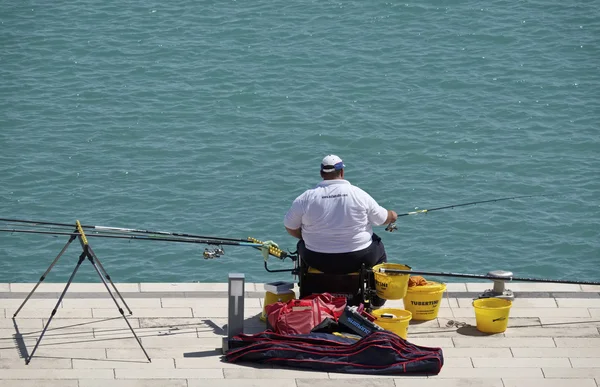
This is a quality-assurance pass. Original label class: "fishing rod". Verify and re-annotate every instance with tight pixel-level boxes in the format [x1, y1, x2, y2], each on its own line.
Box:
[386, 193, 559, 231]
[376, 268, 600, 286]
[0, 217, 250, 243]
[0, 228, 263, 247]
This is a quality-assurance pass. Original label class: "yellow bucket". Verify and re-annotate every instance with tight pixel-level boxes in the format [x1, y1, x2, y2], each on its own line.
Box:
[371, 308, 412, 339]
[473, 298, 512, 333]
[260, 290, 296, 322]
[402, 281, 446, 321]
[372, 263, 411, 300]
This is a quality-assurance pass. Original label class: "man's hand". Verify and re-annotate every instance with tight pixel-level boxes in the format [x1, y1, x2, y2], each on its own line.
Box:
[384, 210, 398, 225]
[285, 227, 302, 239]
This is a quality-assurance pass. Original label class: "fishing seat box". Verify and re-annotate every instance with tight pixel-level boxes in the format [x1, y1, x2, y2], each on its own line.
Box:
[298, 266, 365, 306]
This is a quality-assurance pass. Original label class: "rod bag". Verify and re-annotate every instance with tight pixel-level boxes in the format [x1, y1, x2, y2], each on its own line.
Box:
[225, 330, 444, 375]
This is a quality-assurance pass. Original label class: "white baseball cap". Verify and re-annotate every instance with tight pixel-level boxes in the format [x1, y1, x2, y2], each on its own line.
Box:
[320, 154, 345, 172]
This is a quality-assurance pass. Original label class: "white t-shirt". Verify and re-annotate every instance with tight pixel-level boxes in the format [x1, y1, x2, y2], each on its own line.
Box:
[284, 179, 389, 253]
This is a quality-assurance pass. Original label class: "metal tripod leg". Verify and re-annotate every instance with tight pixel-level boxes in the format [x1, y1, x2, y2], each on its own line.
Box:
[85, 252, 151, 362]
[86, 244, 133, 315]
[13, 235, 77, 318]
[26, 251, 86, 364]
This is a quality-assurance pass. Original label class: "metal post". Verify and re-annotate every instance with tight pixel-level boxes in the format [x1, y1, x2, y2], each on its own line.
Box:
[479, 270, 515, 301]
[223, 273, 245, 353]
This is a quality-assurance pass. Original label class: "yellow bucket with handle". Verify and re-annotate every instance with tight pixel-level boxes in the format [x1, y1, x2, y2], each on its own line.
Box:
[473, 298, 512, 333]
[402, 281, 447, 320]
[372, 263, 412, 300]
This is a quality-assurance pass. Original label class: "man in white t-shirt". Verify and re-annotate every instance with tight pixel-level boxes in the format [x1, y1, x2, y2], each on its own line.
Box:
[284, 155, 398, 285]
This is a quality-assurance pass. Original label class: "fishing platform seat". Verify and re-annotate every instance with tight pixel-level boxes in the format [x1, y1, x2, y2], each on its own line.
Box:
[298, 264, 367, 307]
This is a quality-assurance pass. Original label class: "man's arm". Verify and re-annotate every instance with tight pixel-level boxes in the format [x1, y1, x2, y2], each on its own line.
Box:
[285, 227, 302, 239]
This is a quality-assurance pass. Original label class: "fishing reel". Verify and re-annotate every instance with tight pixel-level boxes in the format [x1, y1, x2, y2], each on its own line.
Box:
[203, 246, 224, 259]
[385, 222, 398, 232]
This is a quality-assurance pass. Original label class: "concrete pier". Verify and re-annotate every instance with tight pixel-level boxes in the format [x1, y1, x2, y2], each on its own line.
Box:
[1, 282, 599, 387]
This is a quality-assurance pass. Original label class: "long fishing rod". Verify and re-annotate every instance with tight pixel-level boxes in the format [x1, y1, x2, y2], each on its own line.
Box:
[0, 217, 250, 243]
[376, 268, 600, 286]
[0, 228, 263, 247]
[385, 193, 559, 231]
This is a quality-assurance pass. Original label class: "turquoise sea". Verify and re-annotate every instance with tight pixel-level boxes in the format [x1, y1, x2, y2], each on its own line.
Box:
[1, 0, 599, 284]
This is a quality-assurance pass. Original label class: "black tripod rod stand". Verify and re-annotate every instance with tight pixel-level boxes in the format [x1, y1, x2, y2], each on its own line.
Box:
[13, 221, 151, 364]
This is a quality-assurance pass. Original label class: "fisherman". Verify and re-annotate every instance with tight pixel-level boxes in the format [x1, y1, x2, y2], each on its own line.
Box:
[284, 154, 398, 306]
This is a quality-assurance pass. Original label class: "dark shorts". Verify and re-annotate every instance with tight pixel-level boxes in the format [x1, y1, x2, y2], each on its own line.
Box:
[297, 233, 388, 274]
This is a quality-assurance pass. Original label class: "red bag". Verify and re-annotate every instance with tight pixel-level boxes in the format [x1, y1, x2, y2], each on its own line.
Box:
[266, 293, 347, 335]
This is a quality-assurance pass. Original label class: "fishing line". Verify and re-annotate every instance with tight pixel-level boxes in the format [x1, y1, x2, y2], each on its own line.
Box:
[386, 193, 561, 231]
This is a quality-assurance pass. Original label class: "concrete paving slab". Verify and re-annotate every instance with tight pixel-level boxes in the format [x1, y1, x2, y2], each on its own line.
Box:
[502, 379, 597, 387]
[115, 368, 224, 379]
[408, 337, 454, 347]
[93, 307, 193, 318]
[508, 283, 583, 292]
[512, 347, 600, 358]
[539, 317, 600, 328]
[509, 308, 591, 318]
[106, 347, 215, 359]
[297, 379, 395, 386]
[0, 327, 95, 340]
[554, 338, 600, 348]
[453, 337, 556, 348]
[0, 381, 78, 387]
[80, 381, 187, 387]
[441, 347, 513, 358]
[471, 357, 571, 368]
[0, 284, 9, 292]
[392, 380, 504, 387]
[433, 367, 544, 378]
[188, 379, 297, 387]
[142, 336, 223, 348]
[73, 358, 175, 368]
[556, 299, 600, 308]
[175, 357, 266, 369]
[0, 358, 72, 368]
[461, 298, 559, 308]
[542, 368, 600, 378]
[223, 367, 330, 379]
[327, 373, 426, 379]
[62, 298, 161, 309]
[438, 317, 541, 328]
[0, 318, 43, 329]
[138, 317, 212, 328]
[161, 297, 262, 308]
[0, 369, 115, 379]
[385, 298, 458, 309]
[0, 299, 64, 309]
[581, 285, 600, 292]
[43, 317, 141, 329]
[7, 308, 93, 319]
[570, 358, 600, 368]
[192, 307, 264, 318]
[589, 309, 600, 318]
[9, 283, 140, 293]
[140, 283, 257, 292]
[504, 327, 600, 337]
[0, 348, 107, 360]
[444, 283, 468, 292]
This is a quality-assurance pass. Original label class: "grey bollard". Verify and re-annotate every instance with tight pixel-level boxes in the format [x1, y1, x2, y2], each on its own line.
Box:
[222, 273, 245, 353]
